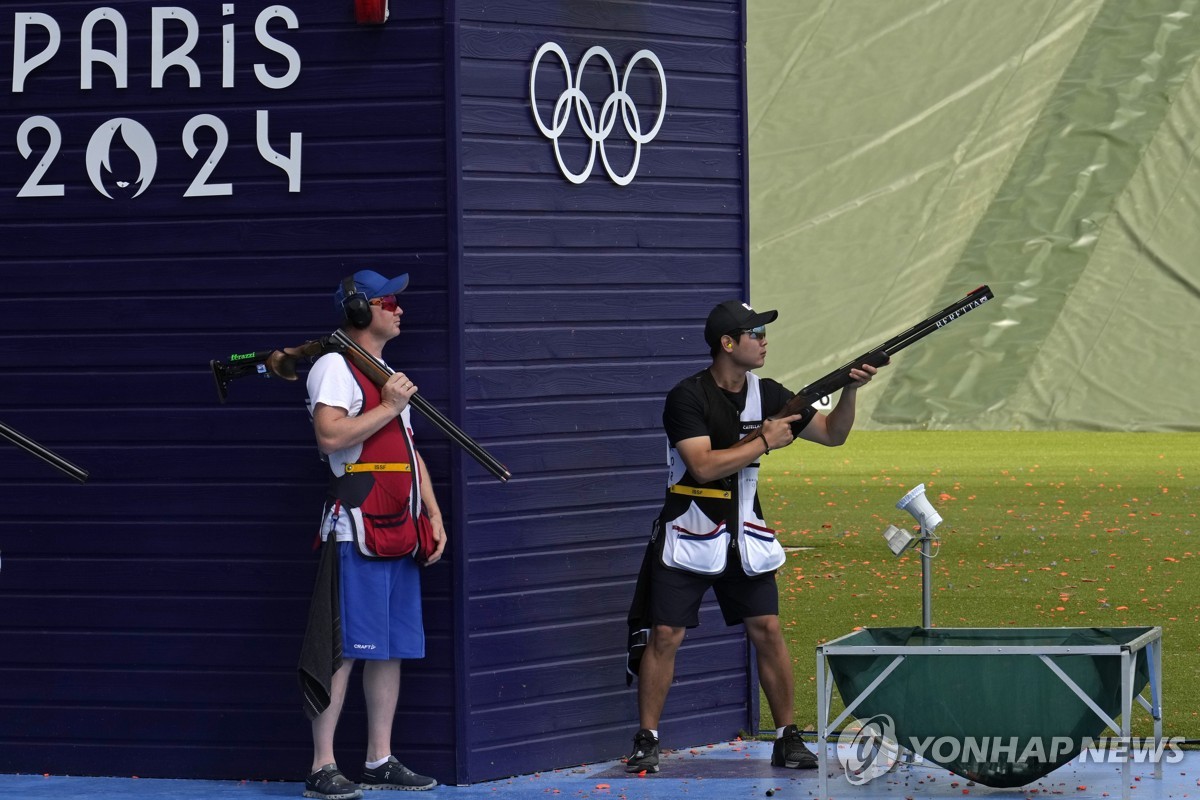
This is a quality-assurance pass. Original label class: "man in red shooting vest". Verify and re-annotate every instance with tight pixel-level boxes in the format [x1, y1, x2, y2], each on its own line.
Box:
[299, 270, 446, 799]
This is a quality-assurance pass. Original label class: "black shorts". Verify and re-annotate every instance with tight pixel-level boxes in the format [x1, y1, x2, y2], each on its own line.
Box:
[649, 550, 779, 628]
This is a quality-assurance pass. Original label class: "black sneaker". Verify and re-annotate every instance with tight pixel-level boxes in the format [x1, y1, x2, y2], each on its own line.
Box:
[359, 756, 437, 791]
[304, 764, 363, 800]
[625, 728, 660, 773]
[771, 724, 818, 769]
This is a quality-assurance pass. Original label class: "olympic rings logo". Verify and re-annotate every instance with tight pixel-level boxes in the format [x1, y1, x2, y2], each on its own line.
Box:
[529, 42, 667, 186]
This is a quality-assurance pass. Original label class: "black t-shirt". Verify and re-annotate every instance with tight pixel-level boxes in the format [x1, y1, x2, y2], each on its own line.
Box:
[663, 369, 816, 446]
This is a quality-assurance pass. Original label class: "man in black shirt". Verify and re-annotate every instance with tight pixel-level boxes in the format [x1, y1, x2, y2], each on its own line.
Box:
[626, 299, 881, 773]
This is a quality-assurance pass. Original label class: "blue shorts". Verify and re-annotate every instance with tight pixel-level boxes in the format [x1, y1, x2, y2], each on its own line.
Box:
[337, 543, 425, 660]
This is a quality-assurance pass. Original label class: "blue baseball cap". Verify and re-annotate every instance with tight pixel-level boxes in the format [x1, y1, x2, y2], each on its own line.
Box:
[333, 270, 410, 310]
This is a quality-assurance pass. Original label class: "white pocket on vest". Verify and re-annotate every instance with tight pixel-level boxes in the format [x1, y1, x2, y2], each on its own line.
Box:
[661, 502, 728, 575]
[739, 519, 786, 576]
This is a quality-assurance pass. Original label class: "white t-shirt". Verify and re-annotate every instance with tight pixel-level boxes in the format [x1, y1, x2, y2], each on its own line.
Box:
[306, 353, 416, 541]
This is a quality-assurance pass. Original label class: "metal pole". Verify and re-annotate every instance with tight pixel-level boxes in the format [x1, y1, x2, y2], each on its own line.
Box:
[921, 529, 932, 629]
[816, 645, 829, 800]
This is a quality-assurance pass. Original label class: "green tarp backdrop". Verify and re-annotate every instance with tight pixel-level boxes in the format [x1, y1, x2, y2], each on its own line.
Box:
[748, 0, 1200, 431]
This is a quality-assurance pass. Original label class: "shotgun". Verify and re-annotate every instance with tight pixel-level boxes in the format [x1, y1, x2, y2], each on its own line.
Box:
[210, 335, 512, 482]
[737, 284, 995, 448]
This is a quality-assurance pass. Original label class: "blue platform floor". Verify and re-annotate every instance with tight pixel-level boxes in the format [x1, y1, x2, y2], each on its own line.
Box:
[2, 741, 1194, 800]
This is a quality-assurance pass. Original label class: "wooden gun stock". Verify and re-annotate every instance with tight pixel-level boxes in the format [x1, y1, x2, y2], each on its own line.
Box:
[736, 284, 995, 447]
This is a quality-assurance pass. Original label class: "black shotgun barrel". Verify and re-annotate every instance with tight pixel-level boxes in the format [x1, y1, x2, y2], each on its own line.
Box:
[329, 330, 512, 483]
[0, 421, 90, 483]
[797, 285, 995, 404]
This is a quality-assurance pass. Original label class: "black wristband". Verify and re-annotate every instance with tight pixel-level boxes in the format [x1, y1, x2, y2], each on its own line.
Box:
[763, 437, 770, 456]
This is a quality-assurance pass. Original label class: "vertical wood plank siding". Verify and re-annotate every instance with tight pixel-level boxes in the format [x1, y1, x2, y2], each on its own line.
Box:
[453, 0, 751, 782]
[0, 0, 453, 781]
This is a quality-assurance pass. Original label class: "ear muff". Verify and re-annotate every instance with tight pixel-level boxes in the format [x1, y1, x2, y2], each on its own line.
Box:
[341, 276, 372, 329]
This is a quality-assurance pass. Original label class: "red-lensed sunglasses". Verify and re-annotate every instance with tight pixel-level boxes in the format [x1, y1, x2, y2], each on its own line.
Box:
[369, 295, 399, 312]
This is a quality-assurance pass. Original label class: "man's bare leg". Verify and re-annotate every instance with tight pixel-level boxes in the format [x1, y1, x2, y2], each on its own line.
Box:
[744, 615, 794, 727]
[311, 659, 356, 773]
[363, 659, 401, 763]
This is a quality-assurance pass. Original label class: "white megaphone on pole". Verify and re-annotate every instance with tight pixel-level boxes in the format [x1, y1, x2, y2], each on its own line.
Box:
[883, 483, 944, 629]
[896, 483, 943, 533]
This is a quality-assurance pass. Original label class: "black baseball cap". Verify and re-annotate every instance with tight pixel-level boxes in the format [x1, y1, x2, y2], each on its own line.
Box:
[704, 300, 778, 349]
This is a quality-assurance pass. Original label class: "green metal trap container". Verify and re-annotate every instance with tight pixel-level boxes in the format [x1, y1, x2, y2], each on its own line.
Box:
[816, 626, 1162, 790]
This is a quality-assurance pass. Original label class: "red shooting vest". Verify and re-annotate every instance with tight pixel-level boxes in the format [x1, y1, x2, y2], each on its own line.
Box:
[327, 357, 436, 562]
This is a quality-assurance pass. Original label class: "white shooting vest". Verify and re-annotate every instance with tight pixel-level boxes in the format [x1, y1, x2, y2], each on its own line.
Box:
[659, 373, 787, 577]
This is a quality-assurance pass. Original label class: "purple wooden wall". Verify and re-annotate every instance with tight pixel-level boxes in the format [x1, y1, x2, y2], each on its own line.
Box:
[0, 0, 752, 785]
[450, 0, 754, 782]
[0, 0, 454, 781]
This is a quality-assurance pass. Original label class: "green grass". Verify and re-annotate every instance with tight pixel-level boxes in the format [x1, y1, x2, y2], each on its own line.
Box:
[759, 431, 1199, 737]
